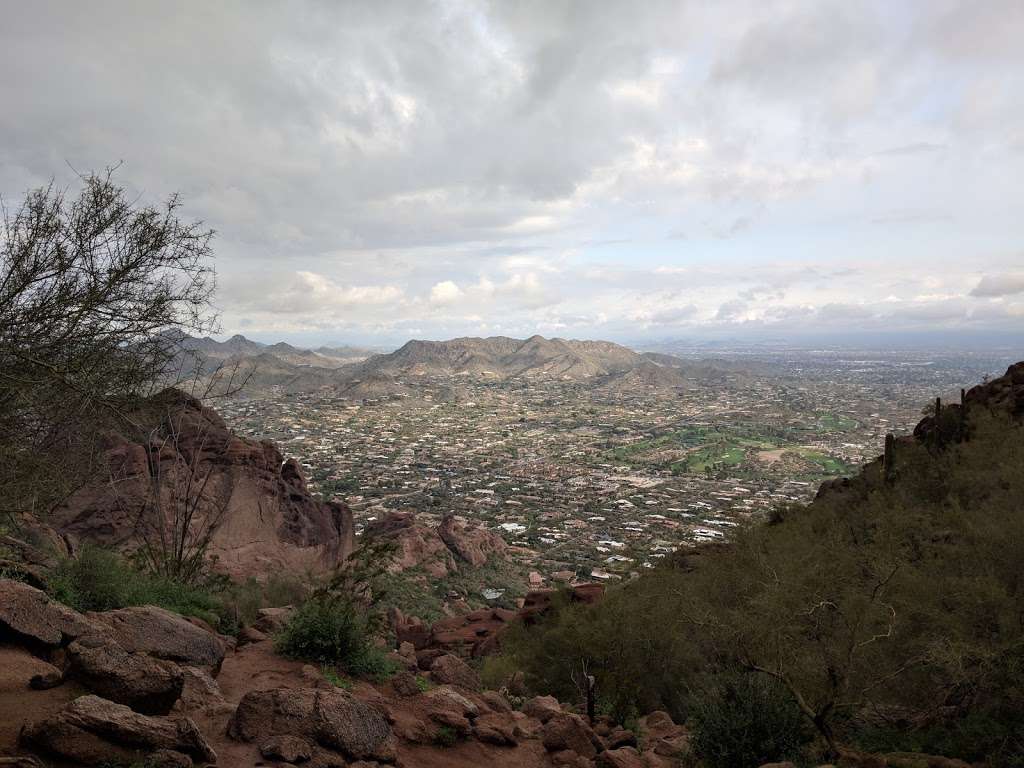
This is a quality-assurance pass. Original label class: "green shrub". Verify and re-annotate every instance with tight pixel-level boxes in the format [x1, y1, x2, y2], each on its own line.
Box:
[690, 672, 810, 768]
[49, 545, 222, 626]
[274, 595, 389, 679]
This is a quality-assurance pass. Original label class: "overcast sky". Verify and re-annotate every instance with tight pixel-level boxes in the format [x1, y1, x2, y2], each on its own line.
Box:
[2, 1, 1023, 347]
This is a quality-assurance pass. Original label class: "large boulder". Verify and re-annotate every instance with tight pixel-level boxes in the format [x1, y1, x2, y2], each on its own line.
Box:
[227, 686, 395, 762]
[87, 606, 226, 671]
[67, 639, 184, 715]
[522, 695, 563, 723]
[21, 694, 216, 766]
[429, 653, 482, 691]
[542, 713, 601, 759]
[0, 580, 99, 648]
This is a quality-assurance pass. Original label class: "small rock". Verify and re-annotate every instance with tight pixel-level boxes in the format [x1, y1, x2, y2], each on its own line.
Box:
[260, 734, 314, 762]
[28, 669, 64, 690]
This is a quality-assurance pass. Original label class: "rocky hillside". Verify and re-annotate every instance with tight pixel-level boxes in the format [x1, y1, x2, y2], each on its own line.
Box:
[46, 389, 355, 580]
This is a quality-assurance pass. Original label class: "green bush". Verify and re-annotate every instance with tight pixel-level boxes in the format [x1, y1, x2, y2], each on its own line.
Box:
[49, 545, 223, 626]
[274, 595, 395, 680]
[690, 672, 811, 768]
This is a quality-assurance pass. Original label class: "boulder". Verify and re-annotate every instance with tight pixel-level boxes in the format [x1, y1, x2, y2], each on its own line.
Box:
[88, 606, 226, 671]
[421, 685, 480, 718]
[21, 694, 216, 765]
[237, 625, 269, 645]
[542, 713, 601, 759]
[597, 747, 645, 768]
[67, 639, 184, 715]
[522, 695, 563, 723]
[390, 670, 421, 698]
[0, 580, 99, 648]
[606, 727, 638, 749]
[480, 690, 513, 713]
[473, 711, 518, 746]
[175, 666, 230, 716]
[253, 606, 294, 634]
[429, 653, 481, 691]
[227, 686, 395, 762]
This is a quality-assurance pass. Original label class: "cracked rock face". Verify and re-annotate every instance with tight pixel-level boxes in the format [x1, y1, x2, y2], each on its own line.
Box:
[228, 686, 396, 762]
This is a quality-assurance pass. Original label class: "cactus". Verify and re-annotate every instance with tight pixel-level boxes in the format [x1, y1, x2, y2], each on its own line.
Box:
[883, 433, 896, 484]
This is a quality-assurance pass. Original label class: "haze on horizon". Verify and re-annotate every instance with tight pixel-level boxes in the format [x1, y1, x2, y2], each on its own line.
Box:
[2, 1, 1023, 349]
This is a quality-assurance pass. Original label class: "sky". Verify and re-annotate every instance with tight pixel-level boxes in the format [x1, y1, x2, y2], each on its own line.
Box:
[2, 1, 1023, 348]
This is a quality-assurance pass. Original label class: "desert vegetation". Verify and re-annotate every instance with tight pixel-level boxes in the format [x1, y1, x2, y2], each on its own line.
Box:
[498, 405, 1024, 766]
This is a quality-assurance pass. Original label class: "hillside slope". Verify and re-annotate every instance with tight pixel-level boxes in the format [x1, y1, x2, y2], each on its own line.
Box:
[501, 362, 1024, 765]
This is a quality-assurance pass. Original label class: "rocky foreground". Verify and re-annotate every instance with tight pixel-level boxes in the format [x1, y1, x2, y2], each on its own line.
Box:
[0, 578, 690, 768]
[0, 578, 981, 768]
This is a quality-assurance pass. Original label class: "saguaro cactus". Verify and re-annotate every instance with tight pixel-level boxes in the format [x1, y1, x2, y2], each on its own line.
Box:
[883, 433, 896, 484]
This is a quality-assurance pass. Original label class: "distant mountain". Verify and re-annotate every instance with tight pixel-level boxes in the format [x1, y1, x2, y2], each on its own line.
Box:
[351, 335, 649, 381]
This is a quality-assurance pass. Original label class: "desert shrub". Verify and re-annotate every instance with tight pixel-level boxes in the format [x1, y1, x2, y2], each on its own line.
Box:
[689, 671, 811, 768]
[274, 595, 394, 680]
[50, 545, 221, 621]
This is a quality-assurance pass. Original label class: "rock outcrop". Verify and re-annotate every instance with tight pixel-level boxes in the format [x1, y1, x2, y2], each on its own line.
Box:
[438, 513, 508, 567]
[21, 694, 216, 767]
[48, 389, 355, 580]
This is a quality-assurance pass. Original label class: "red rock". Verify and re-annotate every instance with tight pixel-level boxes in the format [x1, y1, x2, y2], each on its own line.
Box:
[48, 390, 355, 580]
[542, 713, 600, 759]
[22, 694, 216, 765]
[438, 514, 507, 567]
[522, 695, 562, 724]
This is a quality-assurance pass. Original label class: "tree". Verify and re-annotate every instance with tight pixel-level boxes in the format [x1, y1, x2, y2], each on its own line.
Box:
[114, 399, 235, 585]
[0, 169, 218, 520]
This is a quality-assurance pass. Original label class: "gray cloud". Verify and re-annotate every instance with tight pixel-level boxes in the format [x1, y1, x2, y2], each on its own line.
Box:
[1, 1, 1022, 343]
[971, 273, 1024, 298]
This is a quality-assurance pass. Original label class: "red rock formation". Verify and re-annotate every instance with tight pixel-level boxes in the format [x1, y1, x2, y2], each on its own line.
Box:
[362, 510, 508, 579]
[438, 514, 508, 567]
[48, 389, 354, 580]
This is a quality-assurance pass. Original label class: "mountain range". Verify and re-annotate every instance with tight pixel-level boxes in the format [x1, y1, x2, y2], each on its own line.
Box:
[177, 333, 744, 396]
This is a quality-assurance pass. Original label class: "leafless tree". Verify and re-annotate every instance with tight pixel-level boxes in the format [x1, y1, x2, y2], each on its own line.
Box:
[0, 167, 220, 521]
[112, 404, 235, 585]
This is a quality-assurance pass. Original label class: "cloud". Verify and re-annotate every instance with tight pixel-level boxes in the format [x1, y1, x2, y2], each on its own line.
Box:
[1, 2, 1022, 343]
[429, 281, 464, 305]
[971, 273, 1024, 298]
